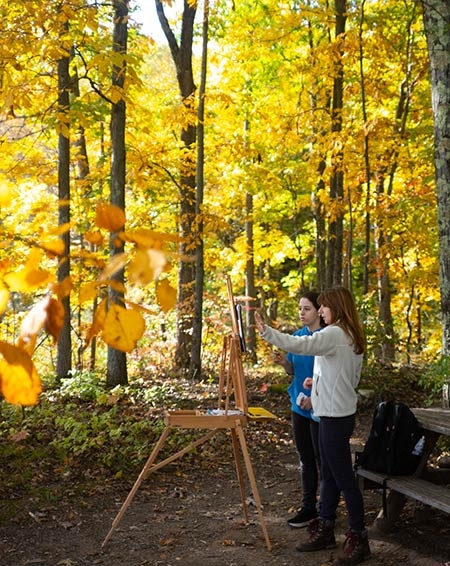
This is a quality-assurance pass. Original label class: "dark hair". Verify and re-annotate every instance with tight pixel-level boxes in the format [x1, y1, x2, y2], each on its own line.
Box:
[300, 290, 320, 311]
[300, 290, 326, 327]
[317, 286, 365, 354]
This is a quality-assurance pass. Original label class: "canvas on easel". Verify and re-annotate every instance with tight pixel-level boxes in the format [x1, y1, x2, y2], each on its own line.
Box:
[102, 275, 274, 551]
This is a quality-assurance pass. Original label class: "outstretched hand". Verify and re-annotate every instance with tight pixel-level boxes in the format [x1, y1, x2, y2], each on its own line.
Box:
[254, 312, 267, 334]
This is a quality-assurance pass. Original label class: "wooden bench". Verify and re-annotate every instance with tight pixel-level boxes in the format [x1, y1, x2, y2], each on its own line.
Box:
[356, 466, 450, 515]
[356, 407, 450, 530]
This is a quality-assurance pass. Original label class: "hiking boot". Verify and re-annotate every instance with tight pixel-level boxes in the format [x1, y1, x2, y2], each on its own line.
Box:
[296, 517, 336, 552]
[333, 529, 371, 565]
[287, 507, 317, 528]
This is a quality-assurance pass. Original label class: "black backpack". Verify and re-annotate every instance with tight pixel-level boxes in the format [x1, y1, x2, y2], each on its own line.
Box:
[356, 400, 423, 476]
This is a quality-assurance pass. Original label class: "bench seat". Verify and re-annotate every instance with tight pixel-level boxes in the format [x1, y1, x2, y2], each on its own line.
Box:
[356, 467, 450, 514]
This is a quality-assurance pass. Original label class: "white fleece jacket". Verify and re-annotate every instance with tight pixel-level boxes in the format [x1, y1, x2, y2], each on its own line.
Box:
[260, 324, 363, 417]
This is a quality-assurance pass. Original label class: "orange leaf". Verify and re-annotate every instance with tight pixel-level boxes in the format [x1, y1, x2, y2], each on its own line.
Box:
[52, 276, 72, 300]
[84, 230, 104, 246]
[156, 279, 177, 313]
[95, 203, 125, 232]
[102, 304, 145, 352]
[44, 297, 65, 343]
[85, 298, 107, 344]
[0, 341, 42, 406]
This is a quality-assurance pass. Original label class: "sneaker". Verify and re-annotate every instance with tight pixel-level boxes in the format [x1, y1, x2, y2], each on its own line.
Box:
[333, 529, 371, 565]
[296, 517, 336, 552]
[287, 508, 317, 528]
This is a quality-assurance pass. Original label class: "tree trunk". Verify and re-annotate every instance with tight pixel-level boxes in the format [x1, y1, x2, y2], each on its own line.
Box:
[421, 0, 450, 355]
[189, 0, 209, 380]
[106, 0, 128, 388]
[56, 32, 72, 381]
[326, 0, 346, 288]
[245, 191, 257, 362]
[156, 0, 197, 371]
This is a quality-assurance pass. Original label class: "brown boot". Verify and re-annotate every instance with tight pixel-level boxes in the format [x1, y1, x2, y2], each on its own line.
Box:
[333, 529, 371, 565]
[296, 517, 336, 552]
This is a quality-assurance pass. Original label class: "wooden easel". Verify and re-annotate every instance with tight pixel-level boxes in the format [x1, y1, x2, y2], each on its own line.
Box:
[102, 276, 272, 551]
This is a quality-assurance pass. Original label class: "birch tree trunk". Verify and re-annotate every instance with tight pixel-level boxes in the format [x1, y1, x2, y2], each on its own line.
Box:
[421, 0, 450, 354]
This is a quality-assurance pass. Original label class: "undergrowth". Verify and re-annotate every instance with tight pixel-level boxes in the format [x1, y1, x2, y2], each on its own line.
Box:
[0, 359, 447, 504]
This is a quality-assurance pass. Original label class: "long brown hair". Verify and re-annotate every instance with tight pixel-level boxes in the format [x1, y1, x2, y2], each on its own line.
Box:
[318, 286, 365, 354]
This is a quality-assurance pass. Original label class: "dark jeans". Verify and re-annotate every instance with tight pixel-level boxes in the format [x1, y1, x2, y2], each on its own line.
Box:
[318, 414, 365, 531]
[292, 411, 320, 511]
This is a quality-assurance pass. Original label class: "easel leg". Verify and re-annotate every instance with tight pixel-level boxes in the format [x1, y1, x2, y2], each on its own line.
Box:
[231, 428, 249, 523]
[102, 427, 217, 547]
[235, 421, 272, 551]
[102, 425, 172, 547]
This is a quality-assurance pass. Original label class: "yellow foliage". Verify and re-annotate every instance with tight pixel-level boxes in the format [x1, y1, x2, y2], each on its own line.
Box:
[0, 341, 42, 406]
[102, 304, 145, 352]
[156, 278, 177, 313]
[95, 202, 126, 232]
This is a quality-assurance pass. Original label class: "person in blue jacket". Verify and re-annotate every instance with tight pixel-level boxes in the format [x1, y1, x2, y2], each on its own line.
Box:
[273, 290, 324, 528]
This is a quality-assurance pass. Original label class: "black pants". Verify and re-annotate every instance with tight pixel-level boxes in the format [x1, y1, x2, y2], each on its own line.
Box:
[318, 414, 365, 531]
[292, 411, 320, 511]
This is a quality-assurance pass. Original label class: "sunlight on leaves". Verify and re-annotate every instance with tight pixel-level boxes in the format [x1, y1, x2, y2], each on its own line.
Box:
[102, 304, 145, 352]
[128, 248, 168, 284]
[0, 341, 42, 406]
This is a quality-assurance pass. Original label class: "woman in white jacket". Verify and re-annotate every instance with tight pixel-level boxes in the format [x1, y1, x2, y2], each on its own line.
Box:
[255, 286, 371, 566]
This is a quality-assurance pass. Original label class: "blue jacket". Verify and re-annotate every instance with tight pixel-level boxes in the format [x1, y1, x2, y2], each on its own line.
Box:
[287, 326, 322, 419]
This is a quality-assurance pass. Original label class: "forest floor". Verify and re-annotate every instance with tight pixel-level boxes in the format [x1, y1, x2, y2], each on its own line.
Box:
[1, 370, 450, 566]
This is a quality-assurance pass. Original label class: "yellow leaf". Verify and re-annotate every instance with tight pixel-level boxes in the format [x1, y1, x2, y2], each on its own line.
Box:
[102, 304, 145, 352]
[98, 253, 127, 282]
[0, 284, 10, 314]
[0, 341, 42, 406]
[40, 238, 66, 257]
[3, 249, 54, 293]
[0, 185, 15, 207]
[156, 279, 177, 313]
[122, 228, 181, 248]
[128, 248, 167, 285]
[95, 203, 125, 232]
[78, 281, 99, 304]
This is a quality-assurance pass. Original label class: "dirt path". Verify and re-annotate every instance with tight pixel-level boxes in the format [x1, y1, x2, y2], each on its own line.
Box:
[1, 411, 449, 566]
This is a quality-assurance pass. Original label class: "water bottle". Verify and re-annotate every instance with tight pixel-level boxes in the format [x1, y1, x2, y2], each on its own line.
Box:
[412, 436, 425, 456]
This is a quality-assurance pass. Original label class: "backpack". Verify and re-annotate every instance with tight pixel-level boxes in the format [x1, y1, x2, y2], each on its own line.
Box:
[356, 400, 423, 476]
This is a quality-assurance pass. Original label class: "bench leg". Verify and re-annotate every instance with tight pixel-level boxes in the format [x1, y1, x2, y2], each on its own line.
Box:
[373, 490, 407, 533]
